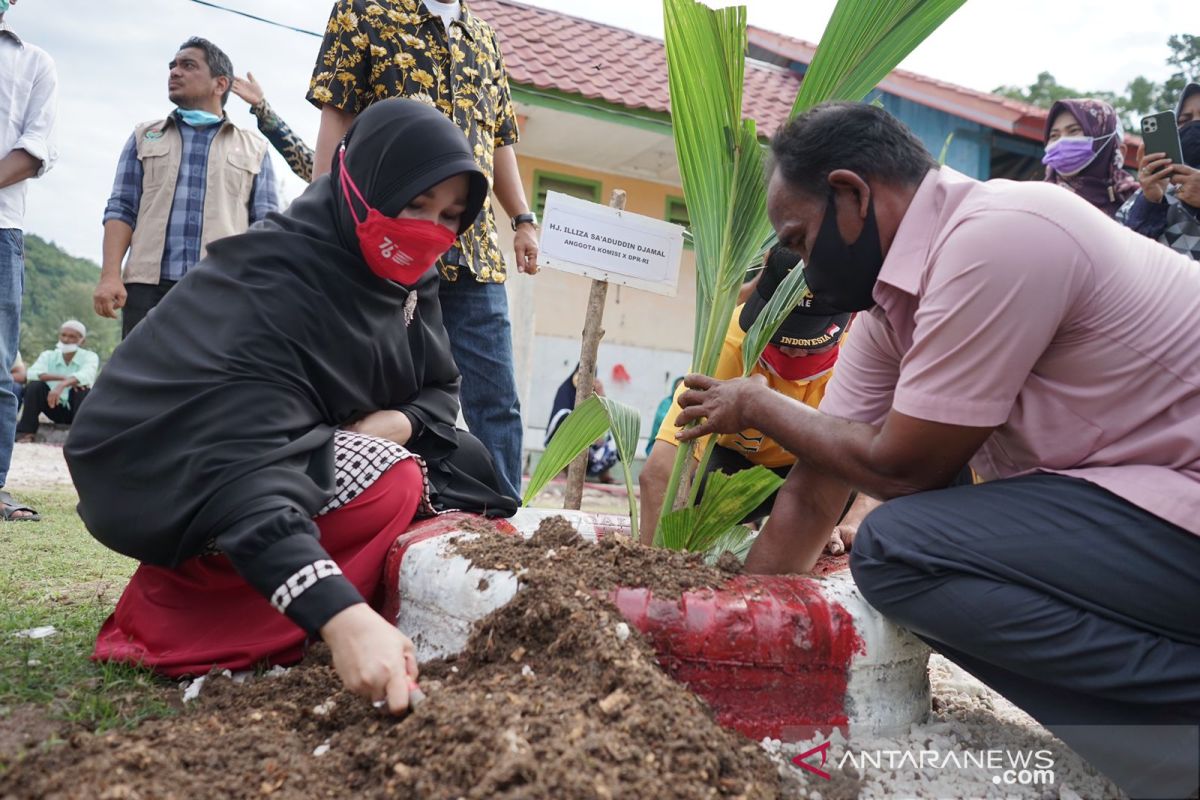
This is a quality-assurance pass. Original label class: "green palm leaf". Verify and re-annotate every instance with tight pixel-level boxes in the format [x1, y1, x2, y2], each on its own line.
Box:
[656, 506, 695, 550]
[704, 524, 755, 565]
[657, 466, 783, 551]
[596, 395, 644, 539]
[791, 0, 969, 115]
[664, 0, 775, 378]
[659, 0, 776, 530]
[688, 467, 783, 551]
[522, 394, 610, 506]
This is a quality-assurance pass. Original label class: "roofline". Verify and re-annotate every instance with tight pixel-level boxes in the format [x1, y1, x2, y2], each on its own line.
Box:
[488, 0, 666, 49]
[511, 85, 673, 134]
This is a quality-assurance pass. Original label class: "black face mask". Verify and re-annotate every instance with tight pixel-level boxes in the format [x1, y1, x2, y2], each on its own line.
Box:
[801, 192, 885, 313]
[1181, 120, 1200, 168]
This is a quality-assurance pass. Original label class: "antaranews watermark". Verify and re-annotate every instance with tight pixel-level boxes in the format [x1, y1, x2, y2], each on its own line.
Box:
[790, 742, 1056, 787]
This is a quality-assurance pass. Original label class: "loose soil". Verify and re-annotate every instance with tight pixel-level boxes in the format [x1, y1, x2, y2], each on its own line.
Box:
[452, 513, 742, 599]
[0, 705, 66, 767]
[1, 518, 784, 799]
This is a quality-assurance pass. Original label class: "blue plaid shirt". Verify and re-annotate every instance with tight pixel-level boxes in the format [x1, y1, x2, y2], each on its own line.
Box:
[103, 112, 278, 281]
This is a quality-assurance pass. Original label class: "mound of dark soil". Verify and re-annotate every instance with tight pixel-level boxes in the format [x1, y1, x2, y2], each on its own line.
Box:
[1, 518, 783, 799]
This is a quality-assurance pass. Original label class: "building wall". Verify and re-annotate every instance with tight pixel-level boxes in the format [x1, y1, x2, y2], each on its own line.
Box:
[509, 154, 698, 350]
[878, 93, 992, 177]
[495, 154, 700, 454]
[526, 335, 693, 454]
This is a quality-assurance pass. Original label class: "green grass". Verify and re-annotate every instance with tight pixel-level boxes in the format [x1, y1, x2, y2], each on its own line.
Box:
[0, 489, 175, 741]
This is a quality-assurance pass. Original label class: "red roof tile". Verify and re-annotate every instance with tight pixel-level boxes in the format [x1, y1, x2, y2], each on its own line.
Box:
[472, 0, 800, 135]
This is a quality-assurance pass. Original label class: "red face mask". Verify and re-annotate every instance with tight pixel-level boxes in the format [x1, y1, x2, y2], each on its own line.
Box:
[339, 149, 457, 284]
[758, 343, 840, 381]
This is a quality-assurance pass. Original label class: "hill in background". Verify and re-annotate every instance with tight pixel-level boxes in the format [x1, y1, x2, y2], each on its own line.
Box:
[19, 234, 120, 363]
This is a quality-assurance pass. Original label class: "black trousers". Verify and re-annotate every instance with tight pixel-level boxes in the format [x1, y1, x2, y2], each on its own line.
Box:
[851, 473, 1200, 798]
[15, 380, 89, 434]
[122, 280, 177, 339]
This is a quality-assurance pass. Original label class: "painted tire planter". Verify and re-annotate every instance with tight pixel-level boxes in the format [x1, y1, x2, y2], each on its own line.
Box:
[382, 508, 930, 741]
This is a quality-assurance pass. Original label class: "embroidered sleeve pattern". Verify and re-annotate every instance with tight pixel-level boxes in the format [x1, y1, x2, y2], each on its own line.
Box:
[270, 559, 344, 613]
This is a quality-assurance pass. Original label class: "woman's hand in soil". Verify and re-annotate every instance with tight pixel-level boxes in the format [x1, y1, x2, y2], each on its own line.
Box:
[673, 373, 768, 441]
[343, 410, 413, 445]
[320, 603, 420, 714]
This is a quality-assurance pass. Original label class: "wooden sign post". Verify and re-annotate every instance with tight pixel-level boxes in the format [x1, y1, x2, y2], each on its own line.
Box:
[563, 189, 627, 510]
[538, 189, 685, 512]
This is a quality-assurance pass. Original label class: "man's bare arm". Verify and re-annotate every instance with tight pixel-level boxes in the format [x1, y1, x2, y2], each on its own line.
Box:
[675, 374, 992, 501]
[312, 105, 356, 180]
[0, 149, 41, 191]
[744, 463, 851, 574]
[493, 144, 539, 274]
[94, 220, 133, 318]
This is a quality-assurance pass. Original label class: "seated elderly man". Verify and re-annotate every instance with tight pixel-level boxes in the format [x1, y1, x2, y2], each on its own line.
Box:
[15, 320, 98, 443]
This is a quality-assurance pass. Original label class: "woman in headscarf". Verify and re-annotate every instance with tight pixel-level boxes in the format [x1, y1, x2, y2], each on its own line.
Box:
[1117, 83, 1200, 261]
[64, 98, 516, 713]
[1042, 98, 1139, 217]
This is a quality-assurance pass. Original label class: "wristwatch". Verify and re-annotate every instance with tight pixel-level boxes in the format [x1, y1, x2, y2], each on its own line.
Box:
[511, 212, 538, 231]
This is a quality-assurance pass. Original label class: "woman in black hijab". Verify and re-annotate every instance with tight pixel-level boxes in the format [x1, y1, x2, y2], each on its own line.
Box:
[65, 98, 516, 713]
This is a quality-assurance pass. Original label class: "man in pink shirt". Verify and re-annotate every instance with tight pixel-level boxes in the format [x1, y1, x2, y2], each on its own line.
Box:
[676, 103, 1200, 795]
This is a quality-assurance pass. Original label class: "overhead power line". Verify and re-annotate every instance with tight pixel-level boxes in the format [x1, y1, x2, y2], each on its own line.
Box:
[185, 0, 322, 37]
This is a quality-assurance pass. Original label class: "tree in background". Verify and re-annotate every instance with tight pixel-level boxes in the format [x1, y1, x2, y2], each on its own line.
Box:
[19, 235, 121, 362]
[995, 35, 1199, 128]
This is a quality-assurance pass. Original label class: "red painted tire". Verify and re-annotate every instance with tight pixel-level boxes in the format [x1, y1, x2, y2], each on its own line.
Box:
[610, 574, 864, 740]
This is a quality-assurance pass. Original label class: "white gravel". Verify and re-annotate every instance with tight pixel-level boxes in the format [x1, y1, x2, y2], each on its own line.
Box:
[768, 655, 1122, 799]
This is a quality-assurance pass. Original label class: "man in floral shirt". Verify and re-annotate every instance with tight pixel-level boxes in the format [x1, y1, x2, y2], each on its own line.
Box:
[308, 0, 538, 498]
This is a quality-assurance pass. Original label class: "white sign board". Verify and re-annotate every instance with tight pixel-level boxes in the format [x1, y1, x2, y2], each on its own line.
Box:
[539, 191, 685, 297]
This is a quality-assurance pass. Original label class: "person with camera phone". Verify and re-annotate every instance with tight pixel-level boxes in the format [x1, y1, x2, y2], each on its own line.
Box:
[1118, 83, 1200, 260]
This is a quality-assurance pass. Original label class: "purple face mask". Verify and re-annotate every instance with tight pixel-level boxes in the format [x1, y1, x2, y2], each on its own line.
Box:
[1042, 132, 1114, 176]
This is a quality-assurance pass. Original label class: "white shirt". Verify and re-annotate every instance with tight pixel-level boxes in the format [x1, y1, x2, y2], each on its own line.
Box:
[0, 21, 58, 229]
[423, 0, 461, 31]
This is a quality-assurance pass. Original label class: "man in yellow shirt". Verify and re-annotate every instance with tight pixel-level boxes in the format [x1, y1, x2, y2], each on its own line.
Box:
[640, 248, 876, 546]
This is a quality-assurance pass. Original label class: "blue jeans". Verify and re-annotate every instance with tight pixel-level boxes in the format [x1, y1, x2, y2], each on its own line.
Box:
[0, 229, 23, 488]
[437, 277, 523, 497]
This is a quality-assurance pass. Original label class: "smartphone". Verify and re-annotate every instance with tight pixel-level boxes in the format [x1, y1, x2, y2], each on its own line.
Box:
[1140, 111, 1184, 165]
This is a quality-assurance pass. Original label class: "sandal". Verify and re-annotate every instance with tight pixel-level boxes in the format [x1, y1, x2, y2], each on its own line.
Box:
[0, 490, 40, 522]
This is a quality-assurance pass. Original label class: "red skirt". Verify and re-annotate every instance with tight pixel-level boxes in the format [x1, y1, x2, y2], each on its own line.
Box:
[94, 458, 425, 677]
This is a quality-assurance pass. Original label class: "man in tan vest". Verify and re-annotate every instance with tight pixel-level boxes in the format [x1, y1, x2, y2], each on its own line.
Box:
[94, 37, 277, 338]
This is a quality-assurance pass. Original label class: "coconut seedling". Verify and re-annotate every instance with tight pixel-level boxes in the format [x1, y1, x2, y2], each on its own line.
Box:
[529, 0, 969, 560]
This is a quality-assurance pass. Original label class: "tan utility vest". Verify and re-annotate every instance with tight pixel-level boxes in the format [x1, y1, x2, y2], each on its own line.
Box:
[122, 116, 268, 285]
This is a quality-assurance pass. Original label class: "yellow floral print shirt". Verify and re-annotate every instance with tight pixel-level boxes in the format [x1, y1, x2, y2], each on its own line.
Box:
[308, 0, 520, 283]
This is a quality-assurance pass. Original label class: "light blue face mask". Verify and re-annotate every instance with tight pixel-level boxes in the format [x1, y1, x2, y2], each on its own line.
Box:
[176, 108, 222, 127]
[0, 1, 10, 14]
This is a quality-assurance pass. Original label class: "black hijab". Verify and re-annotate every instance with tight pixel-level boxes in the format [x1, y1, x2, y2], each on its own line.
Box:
[66, 98, 516, 576]
[328, 98, 490, 250]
